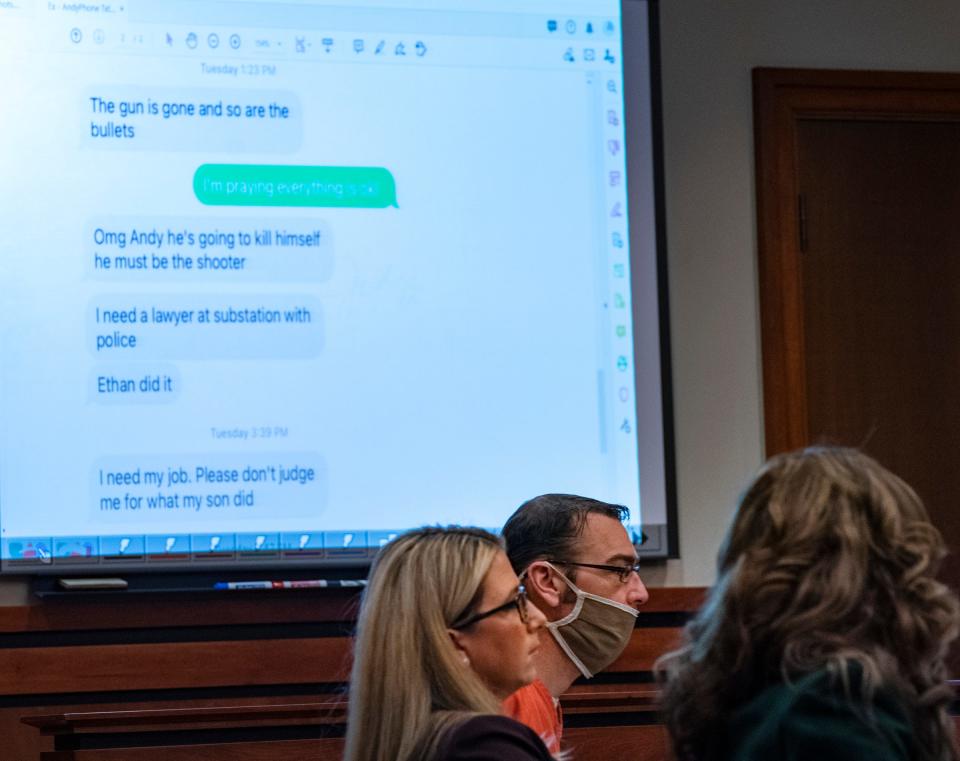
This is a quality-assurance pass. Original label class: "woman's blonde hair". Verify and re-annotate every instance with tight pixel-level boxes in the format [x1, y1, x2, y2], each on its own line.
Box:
[657, 447, 960, 761]
[344, 526, 505, 761]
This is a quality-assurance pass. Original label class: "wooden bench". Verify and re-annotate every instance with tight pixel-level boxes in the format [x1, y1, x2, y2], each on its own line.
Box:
[24, 687, 669, 761]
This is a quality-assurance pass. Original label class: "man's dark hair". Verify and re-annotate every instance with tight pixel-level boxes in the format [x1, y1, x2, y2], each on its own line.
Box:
[502, 494, 629, 576]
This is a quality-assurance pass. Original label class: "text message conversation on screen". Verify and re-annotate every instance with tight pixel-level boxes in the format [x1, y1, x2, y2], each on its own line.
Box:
[0, 0, 651, 568]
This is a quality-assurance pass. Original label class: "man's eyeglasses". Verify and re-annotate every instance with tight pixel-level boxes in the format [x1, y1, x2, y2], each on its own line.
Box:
[452, 584, 529, 630]
[549, 559, 641, 584]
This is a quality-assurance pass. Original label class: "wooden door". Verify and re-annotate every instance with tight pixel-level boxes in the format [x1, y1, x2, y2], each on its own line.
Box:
[754, 68, 960, 584]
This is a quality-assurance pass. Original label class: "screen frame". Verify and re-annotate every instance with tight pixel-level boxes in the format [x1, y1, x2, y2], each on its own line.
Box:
[2, 0, 678, 576]
[625, 0, 678, 560]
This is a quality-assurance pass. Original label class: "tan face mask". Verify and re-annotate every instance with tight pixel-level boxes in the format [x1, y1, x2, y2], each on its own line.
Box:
[543, 562, 638, 678]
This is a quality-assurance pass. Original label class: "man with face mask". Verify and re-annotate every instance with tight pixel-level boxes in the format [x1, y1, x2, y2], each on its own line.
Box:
[500, 494, 649, 755]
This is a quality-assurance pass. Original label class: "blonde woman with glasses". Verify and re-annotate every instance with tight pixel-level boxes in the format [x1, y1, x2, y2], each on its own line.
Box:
[658, 447, 960, 761]
[345, 526, 553, 761]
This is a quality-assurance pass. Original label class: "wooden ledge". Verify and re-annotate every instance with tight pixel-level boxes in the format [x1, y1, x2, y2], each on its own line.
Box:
[23, 700, 349, 735]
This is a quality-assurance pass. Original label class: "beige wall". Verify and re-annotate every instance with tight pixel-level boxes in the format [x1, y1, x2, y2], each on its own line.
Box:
[647, 0, 960, 586]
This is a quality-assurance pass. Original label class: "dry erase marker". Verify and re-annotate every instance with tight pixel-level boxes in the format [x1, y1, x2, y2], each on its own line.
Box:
[213, 579, 367, 590]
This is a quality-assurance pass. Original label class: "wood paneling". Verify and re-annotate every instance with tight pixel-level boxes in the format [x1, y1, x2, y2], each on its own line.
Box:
[26, 688, 667, 761]
[2, 588, 703, 759]
[7, 696, 341, 761]
[0, 591, 362, 633]
[608, 626, 682, 673]
[0, 627, 679, 697]
[0, 585, 692, 632]
[565, 726, 670, 761]
[0, 638, 352, 695]
[40, 739, 344, 760]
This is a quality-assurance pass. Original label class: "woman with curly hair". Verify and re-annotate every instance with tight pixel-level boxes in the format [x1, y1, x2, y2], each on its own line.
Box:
[344, 526, 552, 761]
[658, 447, 960, 761]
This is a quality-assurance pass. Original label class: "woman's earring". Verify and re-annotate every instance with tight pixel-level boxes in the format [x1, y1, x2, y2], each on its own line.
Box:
[461, 654, 471, 667]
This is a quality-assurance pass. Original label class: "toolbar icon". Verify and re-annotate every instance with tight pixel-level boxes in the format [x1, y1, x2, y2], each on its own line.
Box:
[607, 139, 621, 156]
[621, 418, 632, 433]
[323, 531, 368, 553]
[604, 48, 616, 64]
[611, 201, 623, 217]
[609, 170, 621, 187]
[607, 109, 619, 126]
[619, 386, 629, 401]
[547, 19, 558, 32]
[70, 27, 82, 43]
[395, 42, 406, 55]
[612, 232, 624, 248]
[586, 21, 594, 34]
[617, 355, 628, 371]
[616, 324, 627, 338]
[236, 533, 278, 552]
[374, 39, 386, 54]
[613, 263, 625, 278]
[322, 37, 334, 52]
[584, 48, 595, 62]
[353, 38, 364, 53]
[614, 293, 626, 309]
[186, 32, 198, 49]
[605, 20, 616, 35]
[565, 19, 576, 34]
[415, 41, 427, 56]
[280, 532, 322, 552]
[296, 36, 307, 53]
[207, 32, 219, 49]
[56, 539, 95, 558]
[563, 47, 575, 63]
[230, 33, 241, 49]
[607, 79, 617, 93]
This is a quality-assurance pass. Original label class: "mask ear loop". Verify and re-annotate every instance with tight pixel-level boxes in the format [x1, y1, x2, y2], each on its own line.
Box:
[540, 561, 581, 621]
[540, 562, 594, 677]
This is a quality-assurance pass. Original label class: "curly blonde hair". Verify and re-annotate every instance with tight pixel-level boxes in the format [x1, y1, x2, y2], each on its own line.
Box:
[657, 447, 959, 761]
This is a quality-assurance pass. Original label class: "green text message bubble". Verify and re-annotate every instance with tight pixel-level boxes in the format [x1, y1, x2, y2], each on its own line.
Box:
[193, 164, 398, 208]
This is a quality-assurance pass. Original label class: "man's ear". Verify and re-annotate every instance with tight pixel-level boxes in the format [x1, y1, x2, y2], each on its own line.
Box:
[524, 560, 564, 611]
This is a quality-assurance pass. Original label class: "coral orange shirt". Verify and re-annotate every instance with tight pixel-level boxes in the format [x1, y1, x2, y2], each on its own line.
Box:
[502, 679, 563, 756]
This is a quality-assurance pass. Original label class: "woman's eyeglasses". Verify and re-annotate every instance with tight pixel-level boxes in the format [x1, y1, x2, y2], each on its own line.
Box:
[451, 584, 529, 630]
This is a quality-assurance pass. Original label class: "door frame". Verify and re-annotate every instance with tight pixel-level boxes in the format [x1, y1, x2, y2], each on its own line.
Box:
[753, 67, 960, 455]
